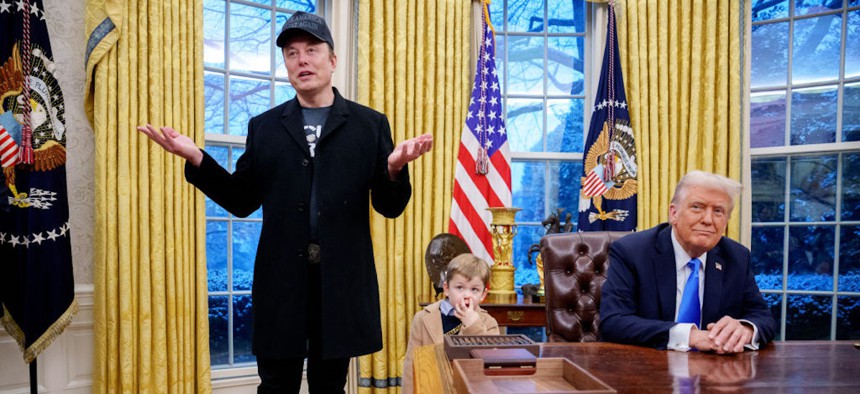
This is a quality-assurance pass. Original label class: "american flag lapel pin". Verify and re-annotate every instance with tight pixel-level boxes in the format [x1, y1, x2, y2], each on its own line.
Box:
[715, 262, 723, 271]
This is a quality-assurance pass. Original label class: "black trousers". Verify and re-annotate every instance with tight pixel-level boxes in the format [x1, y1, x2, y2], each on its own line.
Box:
[257, 263, 350, 393]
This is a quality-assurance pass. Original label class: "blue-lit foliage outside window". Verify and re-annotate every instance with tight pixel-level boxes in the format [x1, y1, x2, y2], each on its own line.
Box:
[203, 0, 318, 368]
[750, 0, 860, 340]
[489, 0, 591, 294]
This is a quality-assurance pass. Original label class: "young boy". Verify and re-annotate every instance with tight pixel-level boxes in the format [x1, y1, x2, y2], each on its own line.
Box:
[402, 253, 500, 393]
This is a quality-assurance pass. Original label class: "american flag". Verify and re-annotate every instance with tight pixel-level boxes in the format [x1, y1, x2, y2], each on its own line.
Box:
[0, 124, 20, 168]
[448, 6, 511, 264]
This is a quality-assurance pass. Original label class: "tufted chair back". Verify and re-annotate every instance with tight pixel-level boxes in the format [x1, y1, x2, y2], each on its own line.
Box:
[541, 231, 631, 342]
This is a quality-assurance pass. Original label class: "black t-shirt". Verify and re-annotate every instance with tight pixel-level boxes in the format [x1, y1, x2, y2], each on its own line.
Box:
[301, 106, 330, 241]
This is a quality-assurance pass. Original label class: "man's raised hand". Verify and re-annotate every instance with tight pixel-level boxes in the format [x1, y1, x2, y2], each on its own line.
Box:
[137, 124, 204, 167]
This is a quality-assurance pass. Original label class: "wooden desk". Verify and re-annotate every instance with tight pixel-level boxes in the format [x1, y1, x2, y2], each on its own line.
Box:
[542, 341, 860, 392]
[420, 294, 546, 328]
[416, 341, 860, 393]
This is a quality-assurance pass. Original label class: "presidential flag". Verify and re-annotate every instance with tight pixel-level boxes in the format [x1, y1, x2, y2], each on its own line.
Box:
[0, 0, 78, 363]
[577, 3, 637, 231]
[448, 4, 511, 264]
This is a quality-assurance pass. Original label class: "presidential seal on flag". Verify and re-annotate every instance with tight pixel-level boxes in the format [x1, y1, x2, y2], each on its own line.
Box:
[580, 118, 637, 224]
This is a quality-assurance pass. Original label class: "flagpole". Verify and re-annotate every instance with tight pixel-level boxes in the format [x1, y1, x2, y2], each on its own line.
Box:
[30, 358, 37, 394]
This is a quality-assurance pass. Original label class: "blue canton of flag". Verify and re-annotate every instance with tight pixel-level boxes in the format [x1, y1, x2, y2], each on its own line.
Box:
[465, 21, 508, 164]
[577, 4, 637, 231]
[449, 6, 512, 265]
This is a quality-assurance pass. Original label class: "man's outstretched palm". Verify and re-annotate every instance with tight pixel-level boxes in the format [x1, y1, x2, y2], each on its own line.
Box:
[137, 124, 204, 166]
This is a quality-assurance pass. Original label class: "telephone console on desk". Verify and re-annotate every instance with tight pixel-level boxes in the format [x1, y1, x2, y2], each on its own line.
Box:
[444, 335, 540, 374]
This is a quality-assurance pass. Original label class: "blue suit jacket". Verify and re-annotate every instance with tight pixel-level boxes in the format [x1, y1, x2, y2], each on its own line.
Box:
[599, 223, 777, 349]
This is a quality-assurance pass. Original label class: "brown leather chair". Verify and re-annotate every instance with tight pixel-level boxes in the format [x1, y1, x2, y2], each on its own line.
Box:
[540, 231, 630, 342]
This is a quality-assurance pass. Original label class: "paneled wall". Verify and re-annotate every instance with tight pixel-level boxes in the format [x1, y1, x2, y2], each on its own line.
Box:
[0, 287, 93, 393]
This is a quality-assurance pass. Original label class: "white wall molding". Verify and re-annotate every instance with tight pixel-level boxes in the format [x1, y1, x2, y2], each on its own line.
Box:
[0, 286, 94, 394]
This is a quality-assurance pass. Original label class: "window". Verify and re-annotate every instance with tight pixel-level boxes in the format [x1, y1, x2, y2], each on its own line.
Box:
[488, 0, 592, 292]
[749, 0, 860, 340]
[202, 0, 321, 369]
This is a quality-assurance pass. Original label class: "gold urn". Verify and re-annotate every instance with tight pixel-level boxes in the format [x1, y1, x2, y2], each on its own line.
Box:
[486, 207, 521, 303]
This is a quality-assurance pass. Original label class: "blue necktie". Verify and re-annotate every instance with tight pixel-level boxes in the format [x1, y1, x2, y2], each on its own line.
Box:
[677, 258, 701, 327]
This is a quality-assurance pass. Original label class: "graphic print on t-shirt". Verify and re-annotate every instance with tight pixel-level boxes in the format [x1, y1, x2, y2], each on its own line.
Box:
[304, 124, 322, 157]
[301, 106, 329, 158]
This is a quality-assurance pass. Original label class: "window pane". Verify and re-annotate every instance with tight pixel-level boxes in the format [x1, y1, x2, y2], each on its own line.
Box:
[204, 0, 226, 68]
[546, 36, 583, 95]
[547, 0, 585, 33]
[513, 224, 544, 292]
[274, 12, 290, 79]
[840, 226, 860, 291]
[762, 293, 783, 341]
[749, 90, 786, 148]
[751, 22, 788, 88]
[546, 99, 583, 152]
[207, 220, 228, 291]
[843, 153, 860, 220]
[507, 0, 545, 32]
[233, 295, 255, 363]
[507, 98, 545, 152]
[512, 161, 546, 222]
[752, 226, 784, 290]
[205, 145, 230, 217]
[233, 222, 261, 291]
[275, 81, 296, 105]
[786, 294, 831, 340]
[788, 225, 834, 291]
[209, 295, 229, 366]
[230, 147, 263, 218]
[548, 161, 581, 222]
[844, 82, 860, 142]
[489, 0, 505, 31]
[837, 296, 860, 340]
[229, 76, 271, 136]
[496, 35, 507, 89]
[794, 0, 841, 16]
[275, 0, 316, 12]
[507, 36, 545, 95]
[792, 14, 842, 84]
[751, 0, 788, 22]
[790, 85, 837, 145]
[204, 72, 226, 134]
[751, 157, 786, 222]
[229, 3, 273, 75]
[847, 10, 860, 79]
[789, 155, 836, 221]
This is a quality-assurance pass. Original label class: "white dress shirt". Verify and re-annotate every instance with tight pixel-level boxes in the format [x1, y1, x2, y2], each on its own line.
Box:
[667, 229, 761, 351]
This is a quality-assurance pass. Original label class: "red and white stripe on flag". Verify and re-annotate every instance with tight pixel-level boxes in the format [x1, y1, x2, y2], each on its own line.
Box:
[582, 168, 608, 197]
[0, 125, 20, 168]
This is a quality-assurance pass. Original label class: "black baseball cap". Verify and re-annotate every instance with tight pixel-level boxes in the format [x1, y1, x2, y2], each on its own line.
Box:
[276, 12, 334, 49]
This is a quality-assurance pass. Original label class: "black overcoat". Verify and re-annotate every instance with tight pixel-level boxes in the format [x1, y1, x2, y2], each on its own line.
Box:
[186, 88, 411, 359]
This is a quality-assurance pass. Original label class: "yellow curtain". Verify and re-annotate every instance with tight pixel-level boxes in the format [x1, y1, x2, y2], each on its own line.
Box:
[84, 0, 210, 392]
[357, 0, 471, 391]
[616, 0, 743, 238]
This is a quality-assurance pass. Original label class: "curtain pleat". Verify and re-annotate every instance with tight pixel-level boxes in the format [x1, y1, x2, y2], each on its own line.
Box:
[85, 0, 210, 392]
[618, 0, 743, 238]
[357, 0, 471, 391]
